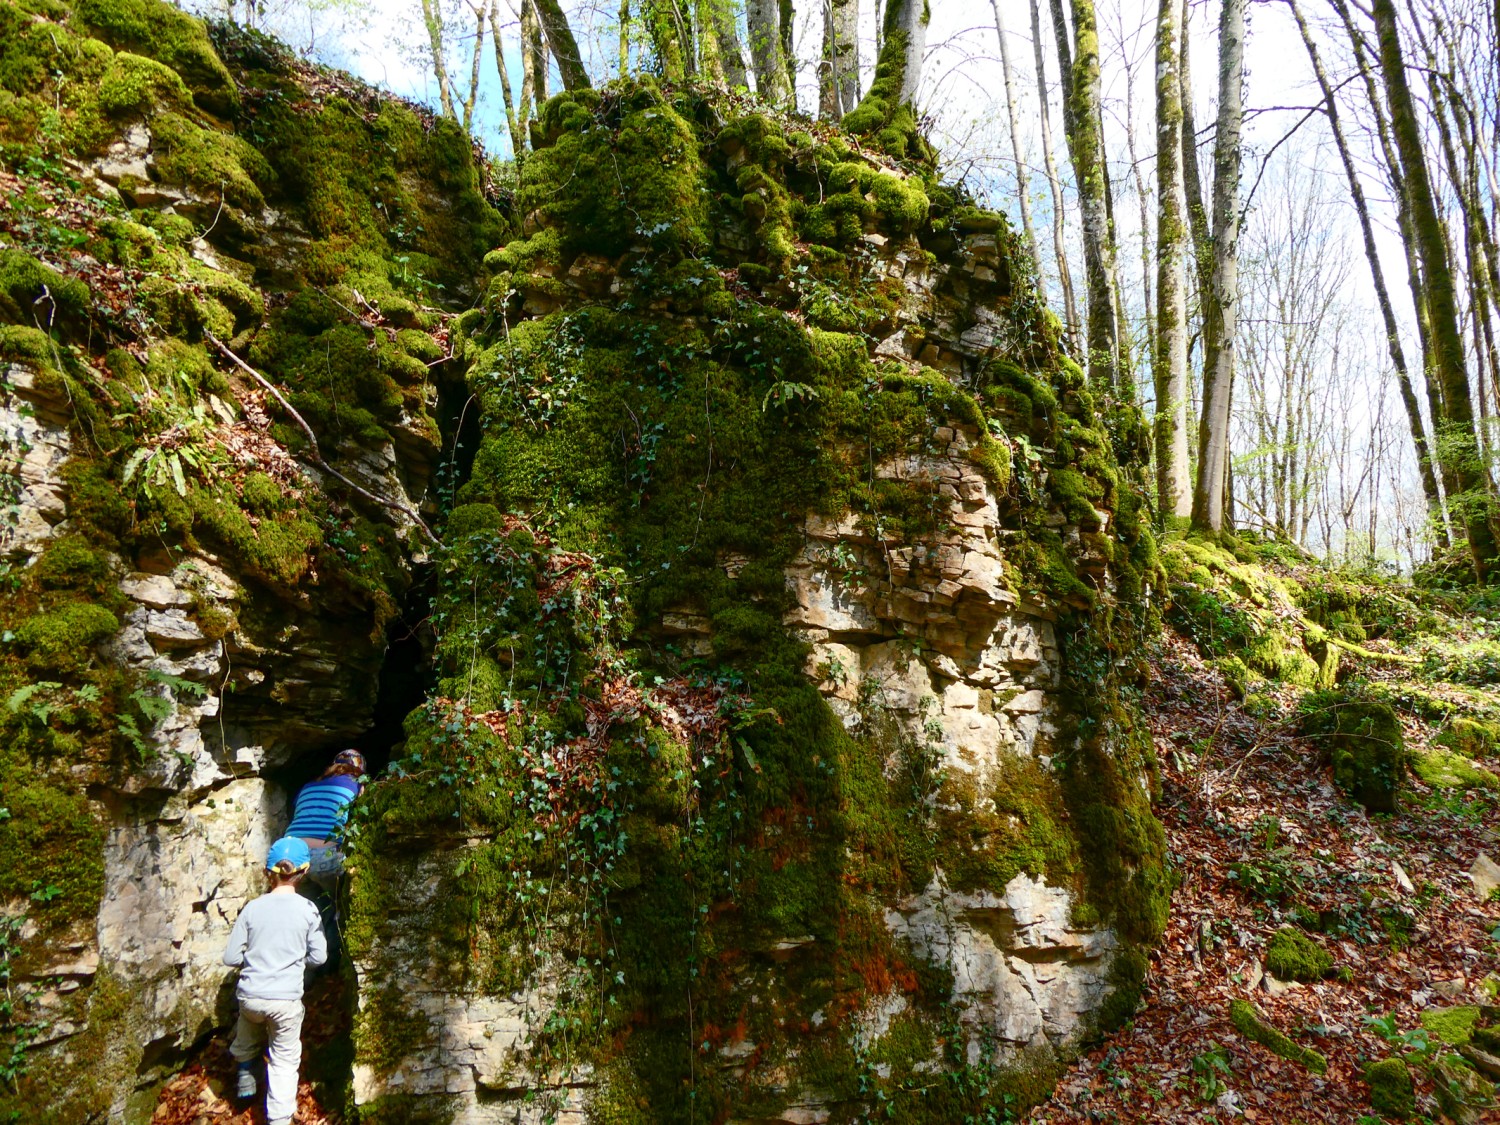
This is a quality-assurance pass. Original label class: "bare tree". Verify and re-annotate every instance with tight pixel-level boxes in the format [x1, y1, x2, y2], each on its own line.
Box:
[1367, 0, 1497, 577]
[1287, 0, 1442, 532]
[991, 0, 1045, 284]
[747, 0, 792, 104]
[821, 0, 860, 119]
[1154, 0, 1191, 522]
[1031, 0, 1081, 349]
[533, 0, 589, 89]
[1191, 0, 1245, 532]
[1053, 0, 1123, 389]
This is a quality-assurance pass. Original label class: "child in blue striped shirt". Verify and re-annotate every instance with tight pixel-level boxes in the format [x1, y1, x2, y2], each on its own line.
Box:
[287, 748, 366, 891]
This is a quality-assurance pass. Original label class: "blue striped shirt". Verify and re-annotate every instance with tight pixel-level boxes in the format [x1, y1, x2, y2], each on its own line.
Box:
[286, 775, 360, 839]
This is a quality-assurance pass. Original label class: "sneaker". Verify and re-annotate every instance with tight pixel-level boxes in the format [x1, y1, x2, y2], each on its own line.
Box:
[235, 1063, 256, 1099]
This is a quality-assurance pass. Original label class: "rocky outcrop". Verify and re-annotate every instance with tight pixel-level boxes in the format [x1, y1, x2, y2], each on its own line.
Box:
[1, 6, 1164, 1122]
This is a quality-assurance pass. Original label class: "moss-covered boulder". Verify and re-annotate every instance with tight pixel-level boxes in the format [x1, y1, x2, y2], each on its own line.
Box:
[1364, 1057, 1415, 1119]
[1265, 926, 1335, 982]
[1300, 692, 1407, 812]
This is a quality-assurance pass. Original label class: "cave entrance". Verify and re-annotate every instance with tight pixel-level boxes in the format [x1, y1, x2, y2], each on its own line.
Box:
[265, 575, 434, 797]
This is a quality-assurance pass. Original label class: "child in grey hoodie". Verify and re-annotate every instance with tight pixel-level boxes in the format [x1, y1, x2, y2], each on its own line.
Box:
[223, 836, 328, 1125]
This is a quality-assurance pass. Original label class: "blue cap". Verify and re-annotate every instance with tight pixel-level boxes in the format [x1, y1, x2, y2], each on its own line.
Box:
[266, 836, 311, 872]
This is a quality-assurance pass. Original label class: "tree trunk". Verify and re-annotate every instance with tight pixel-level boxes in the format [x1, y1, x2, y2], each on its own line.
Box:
[1154, 0, 1191, 523]
[820, 0, 860, 119]
[421, 0, 457, 121]
[1368, 0, 1497, 579]
[645, 0, 691, 80]
[747, 0, 792, 104]
[519, 0, 544, 125]
[991, 0, 1044, 284]
[1191, 0, 1245, 532]
[490, 2, 527, 164]
[707, 0, 749, 89]
[1031, 0, 1080, 350]
[1288, 0, 1442, 527]
[534, 0, 590, 89]
[1056, 0, 1123, 390]
[461, 1, 487, 133]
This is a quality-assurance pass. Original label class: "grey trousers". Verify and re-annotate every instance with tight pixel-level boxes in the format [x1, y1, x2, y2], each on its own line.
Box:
[229, 996, 303, 1124]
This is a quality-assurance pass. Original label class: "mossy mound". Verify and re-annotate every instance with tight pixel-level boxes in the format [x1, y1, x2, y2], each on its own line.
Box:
[1422, 1005, 1481, 1046]
[1264, 926, 1335, 982]
[1299, 692, 1407, 812]
[1364, 1056, 1415, 1119]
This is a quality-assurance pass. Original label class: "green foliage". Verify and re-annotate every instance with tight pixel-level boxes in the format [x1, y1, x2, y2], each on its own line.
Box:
[1191, 1043, 1232, 1102]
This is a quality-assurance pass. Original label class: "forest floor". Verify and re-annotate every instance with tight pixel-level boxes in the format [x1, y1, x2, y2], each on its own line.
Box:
[1030, 633, 1500, 1124]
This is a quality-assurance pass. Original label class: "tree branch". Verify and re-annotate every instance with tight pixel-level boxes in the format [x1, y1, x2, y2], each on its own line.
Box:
[205, 332, 439, 545]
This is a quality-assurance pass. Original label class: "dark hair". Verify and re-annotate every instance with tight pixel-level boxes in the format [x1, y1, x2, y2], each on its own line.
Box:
[320, 760, 363, 780]
[267, 860, 304, 885]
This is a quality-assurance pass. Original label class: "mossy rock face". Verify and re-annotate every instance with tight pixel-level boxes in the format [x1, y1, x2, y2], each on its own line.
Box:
[1364, 1057, 1415, 1119]
[1300, 693, 1407, 812]
[346, 74, 1163, 1125]
[73, 0, 238, 114]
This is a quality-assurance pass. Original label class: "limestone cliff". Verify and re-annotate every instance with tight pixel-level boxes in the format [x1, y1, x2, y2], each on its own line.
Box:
[0, 5, 1167, 1122]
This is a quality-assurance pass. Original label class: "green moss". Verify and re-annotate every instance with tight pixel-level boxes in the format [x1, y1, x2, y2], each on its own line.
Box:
[1421, 1006, 1481, 1046]
[1229, 999, 1327, 1073]
[1364, 1057, 1414, 1119]
[97, 51, 191, 115]
[13, 602, 120, 674]
[1437, 717, 1500, 759]
[1265, 926, 1334, 982]
[0, 779, 105, 929]
[522, 83, 709, 259]
[73, 0, 238, 114]
[1411, 745, 1499, 790]
[150, 111, 270, 211]
[0, 250, 90, 334]
[1299, 693, 1406, 812]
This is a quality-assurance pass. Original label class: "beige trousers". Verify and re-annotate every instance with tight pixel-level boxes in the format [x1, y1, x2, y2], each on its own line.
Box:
[230, 996, 304, 1124]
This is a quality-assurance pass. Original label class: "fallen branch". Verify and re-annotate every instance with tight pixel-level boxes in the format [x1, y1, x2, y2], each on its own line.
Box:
[1326, 635, 1421, 665]
[205, 332, 439, 545]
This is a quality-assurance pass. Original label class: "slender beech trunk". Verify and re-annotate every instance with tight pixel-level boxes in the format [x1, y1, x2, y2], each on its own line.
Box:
[1055, 0, 1123, 390]
[619, 0, 631, 75]
[991, 0, 1044, 284]
[1369, 0, 1497, 578]
[462, 2, 487, 132]
[820, 0, 860, 119]
[1031, 0, 1080, 349]
[1123, 44, 1155, 397]
[645, 0, 691, 80]
[747, 0, 792, 104]
[519, 0, 544, 126]
[533, 0, 590, 89]
[1154, 0, 1191, 522]
[490, 3, 527, 164]
[1334, 0, 1451, 534]
[1191, 0, 1245, 532]
[1287, 0, 1442, 524]
[708, 0, 749, 89]
[421, 0, 457, 121]
[779, 0, 796, 94]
